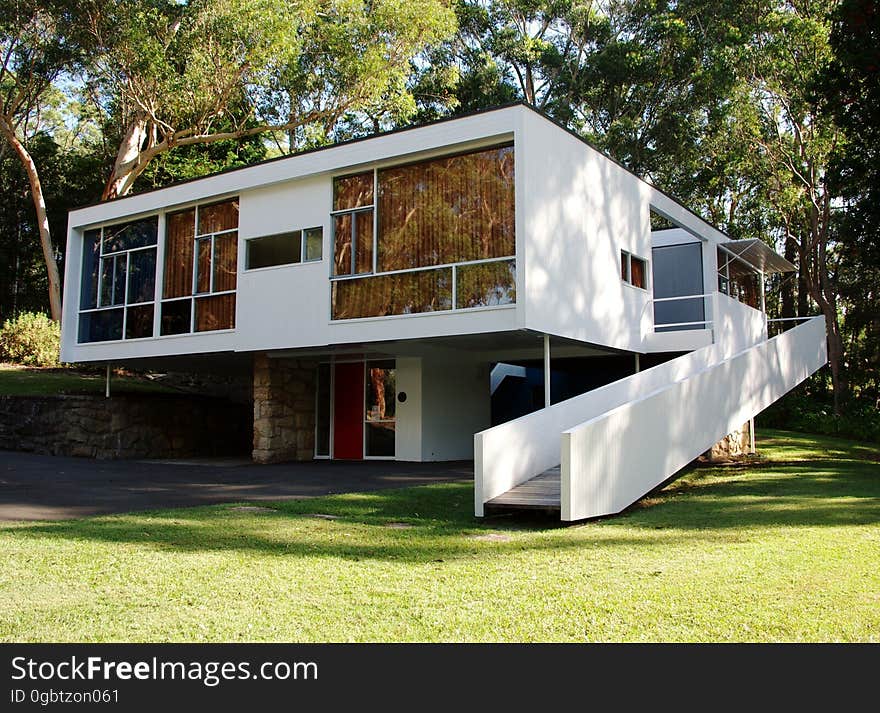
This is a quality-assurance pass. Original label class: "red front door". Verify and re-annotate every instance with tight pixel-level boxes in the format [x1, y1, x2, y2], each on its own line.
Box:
[333, 363, 363, 459]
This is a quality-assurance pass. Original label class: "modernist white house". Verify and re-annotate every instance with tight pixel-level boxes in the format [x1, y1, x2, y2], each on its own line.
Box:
[61, 103, 827, 521]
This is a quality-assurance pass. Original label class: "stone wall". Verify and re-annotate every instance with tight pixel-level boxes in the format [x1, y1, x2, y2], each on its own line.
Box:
[705, 421, 753, 462]
[252, 354, 317, 464]
[0, 394, 251, 459]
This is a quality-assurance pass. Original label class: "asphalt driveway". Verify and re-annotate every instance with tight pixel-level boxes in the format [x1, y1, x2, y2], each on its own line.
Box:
[0, 451, 473, 521]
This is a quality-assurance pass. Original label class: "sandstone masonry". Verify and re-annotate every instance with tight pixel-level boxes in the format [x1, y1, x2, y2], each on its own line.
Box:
[252, 354, 317, 463]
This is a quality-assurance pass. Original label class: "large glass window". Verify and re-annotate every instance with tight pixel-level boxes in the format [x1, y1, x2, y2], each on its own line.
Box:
[330, 145, 515, 320]
[78, 217, 158, 343]
[365, 361, 395, 458]
[161, 199, 238, 335]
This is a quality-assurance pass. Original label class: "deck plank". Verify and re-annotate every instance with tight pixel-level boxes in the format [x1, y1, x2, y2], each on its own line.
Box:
[485, 467, 561, 510]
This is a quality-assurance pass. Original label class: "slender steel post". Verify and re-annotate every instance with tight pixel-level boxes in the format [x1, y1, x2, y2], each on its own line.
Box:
[634, 353, 641, 373]
[105, 364, 111, 399]
[543, 334, 551, 408]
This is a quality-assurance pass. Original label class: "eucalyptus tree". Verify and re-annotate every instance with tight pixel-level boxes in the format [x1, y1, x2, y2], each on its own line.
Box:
[0, 0, 86, 320]
[80, 0, 456, 200]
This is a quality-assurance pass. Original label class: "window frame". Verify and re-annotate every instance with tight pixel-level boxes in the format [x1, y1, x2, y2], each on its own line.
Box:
[77, 217, 159, 344]
[621, 249, 649, 291]
[244, 226, 324, 271]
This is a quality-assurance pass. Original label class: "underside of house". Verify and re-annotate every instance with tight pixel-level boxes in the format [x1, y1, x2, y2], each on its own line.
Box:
[61, 103, 827, 521]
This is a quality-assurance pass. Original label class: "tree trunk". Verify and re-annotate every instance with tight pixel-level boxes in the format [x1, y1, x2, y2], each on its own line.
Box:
[797, 249, 810, 317]
[781, 236, 797, 318]
[824, 308, 847, 415]
[0, 116, 62, 321]
[102, 117, 149, 200]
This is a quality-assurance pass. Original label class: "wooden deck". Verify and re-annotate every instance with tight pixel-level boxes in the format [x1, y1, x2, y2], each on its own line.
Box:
[485, 467, 561, 512]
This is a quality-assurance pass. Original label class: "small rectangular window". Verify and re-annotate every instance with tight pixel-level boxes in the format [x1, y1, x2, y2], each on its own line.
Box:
[631, 256, 647, 289]
[304, 227, 323, 261]
[621, 250, 648, 290]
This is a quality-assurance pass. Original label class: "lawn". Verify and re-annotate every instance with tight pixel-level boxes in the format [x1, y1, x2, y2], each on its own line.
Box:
[0, 430, 877, 642]
[0, 363, 179, 396]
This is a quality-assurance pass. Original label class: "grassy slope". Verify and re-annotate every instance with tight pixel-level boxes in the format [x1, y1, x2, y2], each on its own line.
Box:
[0, 364, 178, 396]
[0, 430, 877, 642]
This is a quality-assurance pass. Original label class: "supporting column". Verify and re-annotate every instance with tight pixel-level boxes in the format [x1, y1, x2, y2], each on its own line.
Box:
[252, 354, 317, 464]
[749, 417, 756, 454]
[105, 364, 111, 399]
[634, 353, 641, 374]
[543, 334, 551, 408]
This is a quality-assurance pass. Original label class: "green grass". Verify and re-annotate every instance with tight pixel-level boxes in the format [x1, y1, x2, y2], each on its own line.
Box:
[0, 363, 179, 396]
[0, 430, 877, 642]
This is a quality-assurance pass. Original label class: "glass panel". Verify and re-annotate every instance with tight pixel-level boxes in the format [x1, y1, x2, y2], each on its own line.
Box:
[631, 256, 647, 289]
[127, 249, 156, 303]
[213, 232, 237, 291]
[333, 172, 373, 211]
[652, 243, 705, 332]
[102, 217, 158, 253]
[100, 255, 125, 306]
[78, 308, 123, 343]
[197, 199, 239, 235]
[164, 209, 195, 299]
[377, 145, 515, 271]
[331, 268, 452, 320]
[456, 260, 516, 309]
[315, 364, 331, 457]
[366, 364, 395, 421]
[125, 303, 154, 339]
[80, 229, 101, 309]
[333, 213, 352, 275]
[160, 299, 192, 335]
[196, 238, 212, 293]
[247, 232, 301, 269]
[365, 422, 395, 457]
[621, 251, 629, 281]
[304, 227, 323, 261]
[355, 211, 373, 274]
[195, 293, 235, 331]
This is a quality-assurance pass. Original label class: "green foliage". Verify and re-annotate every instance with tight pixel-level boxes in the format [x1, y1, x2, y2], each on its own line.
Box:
[0, 312, 60, 367]
[759, 381, 880, 443]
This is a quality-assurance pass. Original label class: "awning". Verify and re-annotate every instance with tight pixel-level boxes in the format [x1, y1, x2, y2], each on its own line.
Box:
[719, 239, 796, 274]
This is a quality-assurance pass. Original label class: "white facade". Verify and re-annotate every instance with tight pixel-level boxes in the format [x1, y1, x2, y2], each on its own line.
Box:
[61, 104, 783, 467]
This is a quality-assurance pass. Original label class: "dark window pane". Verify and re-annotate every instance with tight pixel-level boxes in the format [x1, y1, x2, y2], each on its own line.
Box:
[333, 172, 373, 211]
[365, 422, 395, 457]
[331, 268, 452, 320]
[100, 255, 125, 306]
[102, 217, 158, 253]
[195, 293, 235, 331]
[334, 213, 352, 275]
[621, 251, 629, 281]
[78, 308, 123, 343]
[164, 209, 195, 298]
[366, 365, 395, 421]
[125, 304, 154, 339]
[213, 232, 237, 291]
[652, 243, 704, 332]
[355, 211, 373, 274]
[127, 249, 156, 303]
[80, 229, 101, 309]
[316, 364, 331, 457]
[160, 299, 192, 335]
[247, 232, 301, 270]
[197, 199, 239, 235]
[377, 145, 515, 271]
[304, 227, 323, 261]
[631, 256, 647, 289]
[196, 238, 211, 293]
[455, 260, 516, 309]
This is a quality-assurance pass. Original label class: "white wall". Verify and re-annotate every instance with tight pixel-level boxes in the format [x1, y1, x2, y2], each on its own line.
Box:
[395, 357, 423, 461]
[519, 110, 651, 351]
[420, 358, 491, 461]
[562, 316, 827, 520]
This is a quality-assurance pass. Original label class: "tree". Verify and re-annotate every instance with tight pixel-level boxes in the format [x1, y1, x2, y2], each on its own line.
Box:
[0, 0, 86, 320]
[80, 0, 456, 199]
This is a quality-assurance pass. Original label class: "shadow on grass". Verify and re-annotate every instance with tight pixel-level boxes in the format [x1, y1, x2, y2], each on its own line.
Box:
[3, 431, 878, 564]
